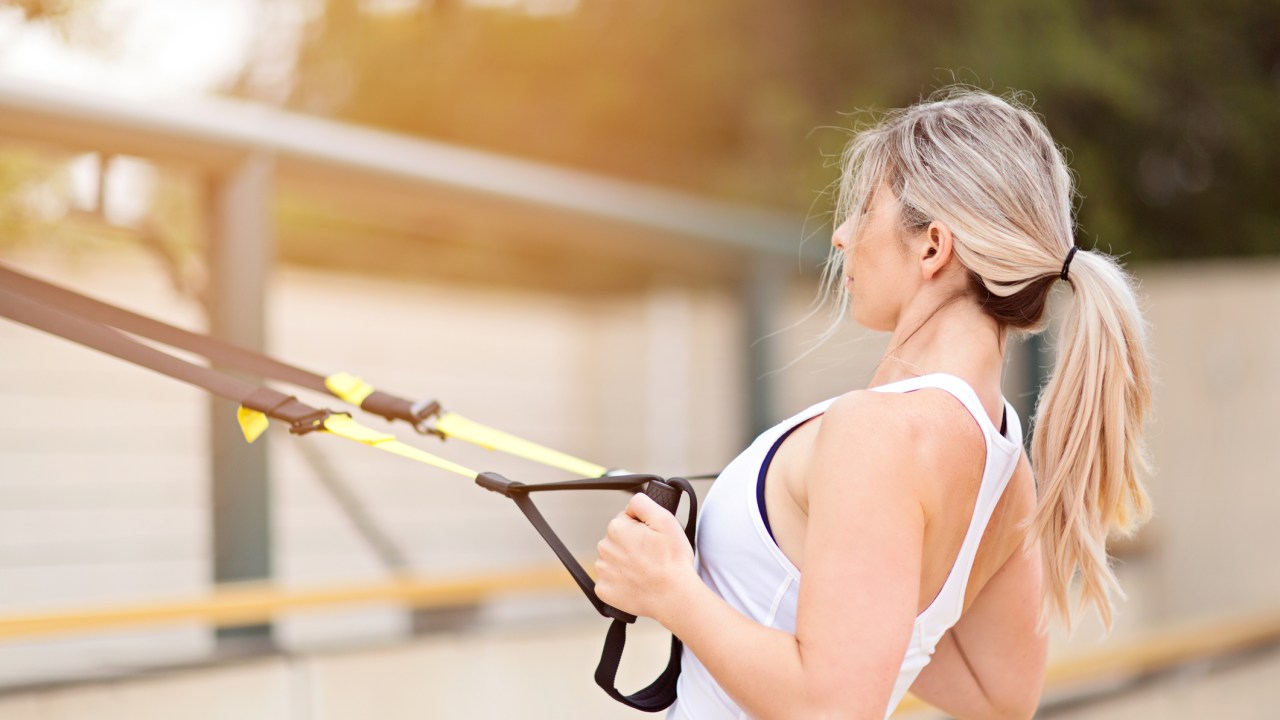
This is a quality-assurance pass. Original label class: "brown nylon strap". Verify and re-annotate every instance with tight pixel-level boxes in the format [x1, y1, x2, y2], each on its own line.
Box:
[360, 390, 439, 427]
[0, 263, 327, 393]
[0, 263, 435, 427]
[0, 285, 329, 434]
[0, 285, 254, 402]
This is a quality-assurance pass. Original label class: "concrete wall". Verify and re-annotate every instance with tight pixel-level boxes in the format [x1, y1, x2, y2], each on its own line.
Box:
[1139, 260, 1280, 624]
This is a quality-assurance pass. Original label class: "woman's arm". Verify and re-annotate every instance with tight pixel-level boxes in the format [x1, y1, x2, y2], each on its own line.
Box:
[596, 391, 942, 719]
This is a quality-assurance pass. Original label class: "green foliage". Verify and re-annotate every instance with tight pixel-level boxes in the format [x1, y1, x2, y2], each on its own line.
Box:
[926, 0, 1280, 259]
[253, 0, 1278, 261]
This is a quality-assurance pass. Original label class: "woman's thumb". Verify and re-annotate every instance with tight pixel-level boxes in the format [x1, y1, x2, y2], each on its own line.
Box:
[627, 491, 677, 529]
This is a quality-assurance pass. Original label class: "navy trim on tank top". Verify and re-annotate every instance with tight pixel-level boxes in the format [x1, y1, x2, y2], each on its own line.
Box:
[756, 422, 805, 543]
[756, 404, 1008, 543]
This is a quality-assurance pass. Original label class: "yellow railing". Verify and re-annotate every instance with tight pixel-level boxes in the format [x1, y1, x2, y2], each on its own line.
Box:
[1, 570, 1277, 716]
[0, 566, 574, 641]
[895, 606, 1280, 716]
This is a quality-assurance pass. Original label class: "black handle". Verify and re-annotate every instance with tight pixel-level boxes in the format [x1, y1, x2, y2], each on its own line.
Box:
[594, 477, 698, 712]
[643, 478, 681, 514]
[478, 471, 698, 711]
[601, 479, 683, 623]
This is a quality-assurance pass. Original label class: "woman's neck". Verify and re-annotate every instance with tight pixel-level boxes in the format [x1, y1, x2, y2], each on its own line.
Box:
[868, 293, 1006, 390]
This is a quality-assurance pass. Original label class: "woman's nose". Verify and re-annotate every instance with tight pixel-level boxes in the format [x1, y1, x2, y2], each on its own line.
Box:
[832, 218, 852, 250]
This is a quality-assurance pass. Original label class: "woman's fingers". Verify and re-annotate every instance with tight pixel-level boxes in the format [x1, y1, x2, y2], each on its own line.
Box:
[595, 495, 694, 618]
[626, 492, 683, 535]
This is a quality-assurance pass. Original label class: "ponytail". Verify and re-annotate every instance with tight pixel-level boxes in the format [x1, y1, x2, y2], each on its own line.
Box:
[1029, 248, 1154, 632]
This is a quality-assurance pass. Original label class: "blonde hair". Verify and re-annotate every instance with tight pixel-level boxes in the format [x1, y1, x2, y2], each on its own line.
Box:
[829, 86, 1153, 632]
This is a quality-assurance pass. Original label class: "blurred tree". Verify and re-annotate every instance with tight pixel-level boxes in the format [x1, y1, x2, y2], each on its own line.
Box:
[0, 0, 79, 22]
[0, 149, 61, 249]
[246, 0, 1279, 261]
[0, 0, 101, 253]
[925, 0, 1280, 259]
[0, 1, 206, 294]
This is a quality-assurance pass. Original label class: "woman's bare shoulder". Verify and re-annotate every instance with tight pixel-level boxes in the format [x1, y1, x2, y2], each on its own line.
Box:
[823, 387, 984, 437]
[818, 388, 987, 491]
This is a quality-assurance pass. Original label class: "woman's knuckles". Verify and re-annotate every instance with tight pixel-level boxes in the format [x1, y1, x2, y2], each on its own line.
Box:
[607, 514, 630, 536]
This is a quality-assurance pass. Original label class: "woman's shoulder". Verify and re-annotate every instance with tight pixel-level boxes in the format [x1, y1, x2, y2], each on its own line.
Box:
[816, 387, 988, 497]
[822, 386, 985, 454]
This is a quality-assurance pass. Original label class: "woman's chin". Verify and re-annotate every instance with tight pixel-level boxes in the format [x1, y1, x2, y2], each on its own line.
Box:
[850, 307, 890, 333]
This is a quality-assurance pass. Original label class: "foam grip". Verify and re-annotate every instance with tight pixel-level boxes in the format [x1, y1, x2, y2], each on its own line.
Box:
[644, 479, 681, 515]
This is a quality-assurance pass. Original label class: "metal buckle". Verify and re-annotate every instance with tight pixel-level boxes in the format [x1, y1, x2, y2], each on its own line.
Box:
[288, 408, 332, 436]
[409, 398, 446, 438]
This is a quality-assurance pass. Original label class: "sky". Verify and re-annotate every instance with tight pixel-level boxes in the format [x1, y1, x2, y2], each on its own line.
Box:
[0, 0, 314, 223]
[0, 0, 297, 98]
[0, 0, 574, 99]
[0, 0, 575, 225]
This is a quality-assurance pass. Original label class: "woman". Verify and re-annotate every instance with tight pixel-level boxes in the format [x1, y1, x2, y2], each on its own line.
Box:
[594, 87, 1153, 720]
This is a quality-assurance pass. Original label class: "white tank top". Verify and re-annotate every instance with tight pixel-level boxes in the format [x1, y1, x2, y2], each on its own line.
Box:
[668, 373, 1023, 720]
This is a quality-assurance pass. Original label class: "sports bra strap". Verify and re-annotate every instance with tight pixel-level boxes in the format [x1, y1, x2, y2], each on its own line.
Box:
[870, 373, 1022, 449]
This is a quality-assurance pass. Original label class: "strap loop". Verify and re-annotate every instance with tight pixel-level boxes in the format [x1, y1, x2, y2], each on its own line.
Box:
[325, 372, 376, 405]
[241, 387, 330, 435]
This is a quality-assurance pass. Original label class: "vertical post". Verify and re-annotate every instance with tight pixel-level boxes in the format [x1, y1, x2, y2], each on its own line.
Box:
[744, 254, 785, 441]
[207, 152, 274, 647]
[645, 283, 692, 477]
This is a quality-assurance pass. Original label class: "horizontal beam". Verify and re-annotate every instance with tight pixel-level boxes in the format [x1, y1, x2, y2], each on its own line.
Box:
[894, 608, 1280, 716]
[3, 564, 1278, 716]
[0, 78, 814, 265]
[4, 562, 1279, 705]
[0, 566, 574, 641]
[1044, 607, 1280, 686]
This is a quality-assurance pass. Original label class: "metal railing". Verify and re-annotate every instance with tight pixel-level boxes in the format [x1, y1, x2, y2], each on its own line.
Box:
[896, 606, 1280, 716]
[1, 566, 1278, 716]
[0, 567, 573, 641]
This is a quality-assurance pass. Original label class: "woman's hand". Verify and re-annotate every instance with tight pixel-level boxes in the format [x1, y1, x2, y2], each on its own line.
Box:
[593, 492, 696, 623]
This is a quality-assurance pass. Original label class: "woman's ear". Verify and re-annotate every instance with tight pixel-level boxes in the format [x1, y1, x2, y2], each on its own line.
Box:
[920, 221, 954, 280]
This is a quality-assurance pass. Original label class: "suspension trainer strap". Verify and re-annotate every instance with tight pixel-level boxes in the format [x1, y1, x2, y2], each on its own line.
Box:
[477, 472, 697, 711]
[0, 284, 473, 477]
[436, 412, 608, 479]
[0, 284, 323, 430]
[4, 268, 703, 709]
[0, 263, 612, 475]
[0, 263, 438, 429]
[320, 413, 477, 478]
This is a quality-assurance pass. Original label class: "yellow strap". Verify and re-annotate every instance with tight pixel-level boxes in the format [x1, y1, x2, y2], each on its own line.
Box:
[303, 376, 607, 477]
[435, 412, 607, 478]
[237, 407, 270, 443]
[321, 414, 476, 479]
[325, 372, 376, 406]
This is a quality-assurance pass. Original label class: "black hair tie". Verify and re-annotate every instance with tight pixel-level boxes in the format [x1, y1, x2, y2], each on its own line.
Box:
[1060, 246, 1079, 281]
